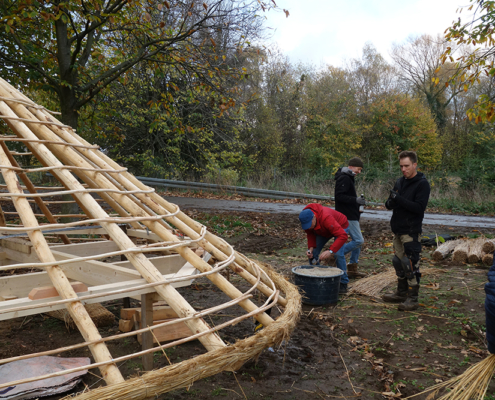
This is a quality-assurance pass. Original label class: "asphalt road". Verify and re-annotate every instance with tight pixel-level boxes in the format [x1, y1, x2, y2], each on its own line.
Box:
[164, 196, 495, 229]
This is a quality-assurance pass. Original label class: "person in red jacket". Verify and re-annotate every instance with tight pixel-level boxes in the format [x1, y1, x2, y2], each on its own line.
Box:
[299, 203, 349, 293]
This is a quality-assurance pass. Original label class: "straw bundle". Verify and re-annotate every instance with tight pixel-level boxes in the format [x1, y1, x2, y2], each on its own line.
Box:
[63, 261, 302, 400]
[467, 238, 485, 264]
[348, 268, 445, 298]
[452, 241, 470, 263]
[432, 239, 463, 261]
[408, 354, 495, 400]
[483, 253, 494, 266]
[47, 303, 115, 329]
[482, 239, 495, 254]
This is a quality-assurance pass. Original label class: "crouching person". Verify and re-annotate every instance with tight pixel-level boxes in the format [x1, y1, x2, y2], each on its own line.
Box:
[299, 203, 349, 294]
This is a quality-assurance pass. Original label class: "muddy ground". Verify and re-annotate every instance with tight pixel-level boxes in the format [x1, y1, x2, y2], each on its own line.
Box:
[0, 210, 493, 400]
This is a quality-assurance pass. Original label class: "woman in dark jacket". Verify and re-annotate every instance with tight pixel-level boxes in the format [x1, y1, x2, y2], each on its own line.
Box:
[485, 253, 495, 354]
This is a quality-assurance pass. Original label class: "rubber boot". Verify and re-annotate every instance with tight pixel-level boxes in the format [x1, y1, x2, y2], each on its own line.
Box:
[398, 284, 420, 311]
[382, 278, 408, 303]
[347, 263, 367, 278]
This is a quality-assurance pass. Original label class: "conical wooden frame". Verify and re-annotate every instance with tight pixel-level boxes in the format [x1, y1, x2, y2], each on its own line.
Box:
[0, 77, 301, 398]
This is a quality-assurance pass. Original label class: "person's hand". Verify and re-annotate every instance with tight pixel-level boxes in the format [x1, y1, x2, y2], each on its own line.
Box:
[319, 250, 335, 263]
[389, 189, 399, 199]
[306, 249, 313, 259]
[356, 197, 366, 205]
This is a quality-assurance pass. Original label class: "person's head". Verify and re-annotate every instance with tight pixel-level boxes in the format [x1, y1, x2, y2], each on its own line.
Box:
[399, 151, 418, 179]
[299, 209, 316, 230]
[348, 157, 363, 175]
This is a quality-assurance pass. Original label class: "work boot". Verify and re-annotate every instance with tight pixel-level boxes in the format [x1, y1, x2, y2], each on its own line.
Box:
[382, 278, 408, 303]
[347, 263, 367, 278]
[398, 285, 420, 311]
[339, 283, 348, 294]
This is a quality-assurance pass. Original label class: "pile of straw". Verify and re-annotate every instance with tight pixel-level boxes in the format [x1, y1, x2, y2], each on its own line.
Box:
[348, 268, 445, 298]
[482, 240, 495, 254]
[432, 239, 463, 261]
[452, 241, 470, 263]
[409, 354, 495, 400]
[63, 261, 302, 400]
[468, 238, 486, 264]
[47, 303, 115, 329]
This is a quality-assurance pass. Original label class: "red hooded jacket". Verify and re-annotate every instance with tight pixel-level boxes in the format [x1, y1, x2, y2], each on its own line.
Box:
[303, 203, 348, 253]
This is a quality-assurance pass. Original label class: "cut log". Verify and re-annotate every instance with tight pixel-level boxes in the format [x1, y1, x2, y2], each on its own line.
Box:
[452, 241, 470, 263]
[482, 239, 495, 254]
[137, 319, 195, 345]
[483, 253, 494, 266]
[432, 239, 463, 261]
[47, 303, 115, 329]
[28, 281, 88, 300]
[467, 238, 485, 264]
[120, 306, 179, 321]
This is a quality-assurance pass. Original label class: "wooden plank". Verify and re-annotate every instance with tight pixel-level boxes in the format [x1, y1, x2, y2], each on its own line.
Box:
[28, 281, 88, 300]
[0, 295, 17, 301]
[50, 240, 119, 257]
[1, 238, 32, 254]
[0, 271, 53, 299]
[113, 254, 185, 273]
[120, 305, 179, 321]
[137, 319, 195, 344]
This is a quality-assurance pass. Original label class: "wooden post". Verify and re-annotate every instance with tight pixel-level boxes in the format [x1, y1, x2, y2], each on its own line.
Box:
[141, 293, 154, 371]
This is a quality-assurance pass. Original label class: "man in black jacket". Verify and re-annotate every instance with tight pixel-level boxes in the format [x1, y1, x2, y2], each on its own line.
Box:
[382, 151, 430, 311]
[334, 157, 366, 279]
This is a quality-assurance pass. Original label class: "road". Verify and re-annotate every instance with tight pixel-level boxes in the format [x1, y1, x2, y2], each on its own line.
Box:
[163, 196, 495, 229]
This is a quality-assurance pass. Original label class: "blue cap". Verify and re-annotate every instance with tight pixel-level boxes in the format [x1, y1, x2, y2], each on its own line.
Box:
[299, 209, 314, 230]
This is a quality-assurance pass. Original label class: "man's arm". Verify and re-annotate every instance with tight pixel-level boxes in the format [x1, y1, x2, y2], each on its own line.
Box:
[385, 180, 399, 210]
[305, 230, 316, 250]
[394, 180, 430, 214]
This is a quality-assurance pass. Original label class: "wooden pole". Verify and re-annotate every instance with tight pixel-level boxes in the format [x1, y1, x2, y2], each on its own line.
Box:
[0, 86, 226, 353]
[0, 144, 125, 385]
[141, 293, 154, 371]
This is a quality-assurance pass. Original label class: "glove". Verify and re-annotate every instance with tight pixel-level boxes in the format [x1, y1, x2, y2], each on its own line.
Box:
[356, 197, 366, 206]
[389, 189, 399, 199]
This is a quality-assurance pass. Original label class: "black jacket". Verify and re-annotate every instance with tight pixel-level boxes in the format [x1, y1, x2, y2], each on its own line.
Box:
[486, 255, 495, 354]
[334, 167, 360, 221]
[385, 172, 430, 234]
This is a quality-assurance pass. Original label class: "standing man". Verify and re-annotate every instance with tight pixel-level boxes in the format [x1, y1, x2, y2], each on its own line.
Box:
[334, 157, 366, 278]
[382, 151, 430, 311]
[299, 203, 349, 293]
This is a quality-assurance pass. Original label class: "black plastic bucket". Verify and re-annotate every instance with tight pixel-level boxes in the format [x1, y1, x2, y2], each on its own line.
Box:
[292, 266, 343, 305]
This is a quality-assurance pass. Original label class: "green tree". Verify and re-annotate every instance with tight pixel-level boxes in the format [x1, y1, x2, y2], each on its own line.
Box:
[0, 0, 278, 129]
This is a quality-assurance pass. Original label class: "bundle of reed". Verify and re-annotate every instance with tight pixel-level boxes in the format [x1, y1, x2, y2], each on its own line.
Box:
[452, 241, 470, 263]
[47, 303, 115, 329]
[432, 239, 463, 261]
[483, 253, 494, 266]
[468, 238, 486, 264]
[408, 354, 495, 400]
[482, 239, 495, 254]
[63, 261, 302, 400]
[348, 267, 445, 298]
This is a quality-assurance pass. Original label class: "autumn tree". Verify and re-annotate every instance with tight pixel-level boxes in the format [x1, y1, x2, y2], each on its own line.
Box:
[0, 0, 279, 129]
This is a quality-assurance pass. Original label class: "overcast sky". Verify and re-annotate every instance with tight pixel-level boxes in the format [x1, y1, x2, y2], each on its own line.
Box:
[262, 0, 467, 67]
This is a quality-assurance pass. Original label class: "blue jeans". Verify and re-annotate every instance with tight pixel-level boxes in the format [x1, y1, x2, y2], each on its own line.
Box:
[335, 221, 364, 284]
[312, 235, 350, 285]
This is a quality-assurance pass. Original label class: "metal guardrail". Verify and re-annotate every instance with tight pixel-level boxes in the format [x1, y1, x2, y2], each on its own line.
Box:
[136, 176, 383, 205]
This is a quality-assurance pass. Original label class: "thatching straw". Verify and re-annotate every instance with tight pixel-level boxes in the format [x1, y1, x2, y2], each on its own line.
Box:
[467, 238, 485, 264]
[348, 268, 445, 298]
[406, 354, 495, 400]
[452, 241, 470, 263]
[482, 253, 494, 266]
[432, 239, 463, 261]
[482, 239, 495, 254]
[62, 261, 302, 400]
[47, 303, 115, 329]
